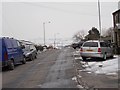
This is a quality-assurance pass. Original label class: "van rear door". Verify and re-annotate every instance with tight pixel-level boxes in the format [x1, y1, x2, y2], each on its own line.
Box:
[4, 38, 13, 61]
[11, 39, 23, 63]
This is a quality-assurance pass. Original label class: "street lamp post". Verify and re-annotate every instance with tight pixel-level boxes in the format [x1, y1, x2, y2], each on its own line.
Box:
[54, 33, 60, 48]
[43, 22, 45, 46]
[43, 21, 50, 46]
[98, 0, 102, 40]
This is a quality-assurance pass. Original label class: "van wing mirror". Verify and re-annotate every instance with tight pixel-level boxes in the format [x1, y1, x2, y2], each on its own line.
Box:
[21, 45, 25, 49]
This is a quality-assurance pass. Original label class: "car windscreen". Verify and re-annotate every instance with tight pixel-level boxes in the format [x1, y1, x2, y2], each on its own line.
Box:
[83, 42, 98, 47]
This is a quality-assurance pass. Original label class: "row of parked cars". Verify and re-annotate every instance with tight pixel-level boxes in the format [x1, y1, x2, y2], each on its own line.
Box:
[80, 40, 114, 61]
[0, 37, 37, 70]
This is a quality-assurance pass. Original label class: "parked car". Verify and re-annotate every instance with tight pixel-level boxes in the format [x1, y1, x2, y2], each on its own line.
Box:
[22, 44, 37, 61]
[72, 41, 84, 49]
[0, 37, 26, 70]
[80, 40, 114, 61]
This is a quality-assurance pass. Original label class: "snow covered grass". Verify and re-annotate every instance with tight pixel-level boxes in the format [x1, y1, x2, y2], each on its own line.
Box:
[81, 55, 119, 75]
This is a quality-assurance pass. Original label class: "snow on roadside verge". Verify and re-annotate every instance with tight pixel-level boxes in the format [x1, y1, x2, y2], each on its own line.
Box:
[81, 55, 119, 75]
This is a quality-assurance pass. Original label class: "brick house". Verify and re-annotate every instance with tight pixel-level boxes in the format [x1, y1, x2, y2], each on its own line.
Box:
[113, 9, 120, 54]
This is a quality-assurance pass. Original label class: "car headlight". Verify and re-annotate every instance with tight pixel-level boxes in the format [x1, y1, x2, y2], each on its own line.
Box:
[26, 53, 31, 56]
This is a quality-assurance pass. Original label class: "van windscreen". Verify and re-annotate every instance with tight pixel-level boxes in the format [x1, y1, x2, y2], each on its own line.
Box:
[83, 42, 98, 47]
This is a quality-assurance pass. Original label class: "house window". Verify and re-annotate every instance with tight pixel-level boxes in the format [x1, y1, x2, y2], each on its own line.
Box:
[119, 12, 120, 23]
[115, 13, 118, 24]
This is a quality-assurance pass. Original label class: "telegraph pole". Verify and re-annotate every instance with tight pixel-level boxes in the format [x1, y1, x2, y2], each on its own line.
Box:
[98, 0, 102, 40]
[43, 22, 45, 45]
[43, 21, 50, 46]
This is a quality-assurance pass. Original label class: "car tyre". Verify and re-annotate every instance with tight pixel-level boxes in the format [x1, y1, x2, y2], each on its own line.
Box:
[103, 53, 107, 60]
[22, 57, 26, 64]
[8, 60, 14, 70]
[35, 55, 37, 59]
[82, 57, 86, 61]
[110, 55, 113, 58]
[30, 55, 33, 61]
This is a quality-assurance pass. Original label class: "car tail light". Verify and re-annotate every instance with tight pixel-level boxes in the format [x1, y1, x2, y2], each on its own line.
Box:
[98, 48, 101, 52]
[4, 52, 8, 60]
[80, 48, 83, 52]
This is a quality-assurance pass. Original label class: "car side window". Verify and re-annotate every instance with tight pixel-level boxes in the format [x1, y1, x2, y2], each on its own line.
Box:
[30, 45, 36, 50]
[100, 42, 110, 47]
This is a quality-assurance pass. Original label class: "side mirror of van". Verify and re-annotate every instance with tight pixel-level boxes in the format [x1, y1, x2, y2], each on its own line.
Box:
[21, 45, 25, 49]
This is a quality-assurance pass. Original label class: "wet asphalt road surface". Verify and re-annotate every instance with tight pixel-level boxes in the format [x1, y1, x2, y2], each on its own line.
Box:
[2, 47, 119, 89]
[2, 48, 77, 88]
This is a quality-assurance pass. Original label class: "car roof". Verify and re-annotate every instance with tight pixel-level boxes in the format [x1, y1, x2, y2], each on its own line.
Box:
[85, 40, 104, 42]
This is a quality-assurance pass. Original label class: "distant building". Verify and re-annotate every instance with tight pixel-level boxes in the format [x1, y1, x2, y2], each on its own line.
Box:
[112, 9, 120, 54]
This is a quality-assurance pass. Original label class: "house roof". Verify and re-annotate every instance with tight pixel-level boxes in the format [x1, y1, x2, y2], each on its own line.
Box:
[113, 9, 120, 15]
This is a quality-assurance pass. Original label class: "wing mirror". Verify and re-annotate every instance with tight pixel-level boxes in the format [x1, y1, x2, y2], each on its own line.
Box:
[21, 45, 25, 49]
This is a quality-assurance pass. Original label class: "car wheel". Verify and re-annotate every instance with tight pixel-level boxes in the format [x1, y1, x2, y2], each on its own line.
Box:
[8, 60, 14, 70]
[103, 53, 107, 60]
[110, 55, 113, 58]
[35, 55, 37, 59]
[82, 57, 86, 61]
[22, 57, 26, 64]
[30, 55, 33, 61]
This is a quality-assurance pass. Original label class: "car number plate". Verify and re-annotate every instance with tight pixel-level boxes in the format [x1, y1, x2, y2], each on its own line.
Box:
[86, 49, 93, 52]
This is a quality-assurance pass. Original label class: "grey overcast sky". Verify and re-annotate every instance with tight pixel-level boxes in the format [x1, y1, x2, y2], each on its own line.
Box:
[1, 0, 119, 44]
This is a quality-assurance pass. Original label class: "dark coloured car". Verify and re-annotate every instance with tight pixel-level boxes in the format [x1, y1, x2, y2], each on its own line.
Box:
[72, 41, 84, 49]
[0, 37, 26, 70]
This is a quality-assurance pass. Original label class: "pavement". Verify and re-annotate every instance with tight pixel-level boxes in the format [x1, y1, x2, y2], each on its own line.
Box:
[73, 49, 119, 90]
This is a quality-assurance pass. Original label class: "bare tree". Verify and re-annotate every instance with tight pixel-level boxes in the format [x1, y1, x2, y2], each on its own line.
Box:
[102, 27, 113, 37]
[73, 30, 85, 42]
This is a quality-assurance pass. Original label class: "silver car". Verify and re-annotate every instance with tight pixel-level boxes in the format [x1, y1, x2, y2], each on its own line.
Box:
[80, 40, 114, 60]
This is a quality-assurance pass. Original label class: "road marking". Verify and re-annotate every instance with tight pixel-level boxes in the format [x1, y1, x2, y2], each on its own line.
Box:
[87, 72, 92, 74]
[37, 84, 42, 87]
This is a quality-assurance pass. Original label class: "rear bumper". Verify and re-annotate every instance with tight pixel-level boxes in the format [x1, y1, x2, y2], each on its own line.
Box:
[80, 52, 103, 58]
[1, 60, 13, 68]
[1, 61, 8, 67]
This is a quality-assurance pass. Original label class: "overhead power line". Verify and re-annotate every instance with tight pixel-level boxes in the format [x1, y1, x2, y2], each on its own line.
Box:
[20, 2, 111, 17]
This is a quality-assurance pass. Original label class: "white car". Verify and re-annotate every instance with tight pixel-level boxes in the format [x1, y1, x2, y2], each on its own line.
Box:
[80, 40, 114, 61]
